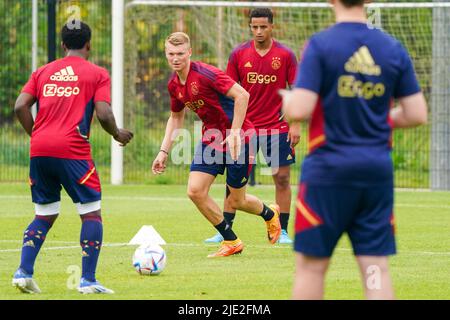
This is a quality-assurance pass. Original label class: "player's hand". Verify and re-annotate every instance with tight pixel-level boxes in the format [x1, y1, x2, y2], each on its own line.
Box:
[222, 129, 241, 161]
[113, 129, 134, 146]
[288, 122, 301, 148]
[152, 151, 168, 175]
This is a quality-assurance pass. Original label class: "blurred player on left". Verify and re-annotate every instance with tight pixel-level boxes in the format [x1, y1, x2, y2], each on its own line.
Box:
[12, 21, 133, 294]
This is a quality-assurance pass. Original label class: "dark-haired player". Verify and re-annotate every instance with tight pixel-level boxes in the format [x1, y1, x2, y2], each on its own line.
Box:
[205, 8, 299, 245]
[282, 0, 427, 299]
[12, 21, 133, 294]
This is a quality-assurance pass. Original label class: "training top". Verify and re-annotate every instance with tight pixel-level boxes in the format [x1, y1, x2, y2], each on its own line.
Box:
[22, 55, 111, 160]
[295, 22, 421, 186]
[227, 40, 297, 135]
[168, 61, 254, 151]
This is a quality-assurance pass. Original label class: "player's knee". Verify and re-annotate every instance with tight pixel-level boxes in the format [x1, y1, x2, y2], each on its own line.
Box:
[357, 257, 390, 275]
[228, 195, 245, 210]
[80, 210, 102, 223]
[274, 173, 291, 190]
[35, 214, 58, 227]
[297, 255, 329, 275]
[187, 187, 207, 203]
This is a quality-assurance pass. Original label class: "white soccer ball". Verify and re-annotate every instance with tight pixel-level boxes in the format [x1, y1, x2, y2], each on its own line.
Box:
[132, 244, 167, 275]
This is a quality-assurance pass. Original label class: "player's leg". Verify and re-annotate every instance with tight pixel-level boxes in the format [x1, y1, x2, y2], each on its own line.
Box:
[225, 139, 281, 244]
[292, 253, 330, 300]
[272, 165, 293, 244]
[204, 188, 235, 244]
[293, 183, 361, 299]
[187, 171, 225, 225]
[262, 132, 295, 244]
[190, 145, 244, 257]
[227, 139, 282, 244]
[348, 185, 396, 300]
[77, 207, 113, 294]
[355, 256, 395, 300]
[13, 157, 61, 294]
[226, 184, 281, 244]
[61, 159, 113, 294]
[204, 132, 259, 245]
[271, 133, 295, 242]
[188, 172, 243, 257]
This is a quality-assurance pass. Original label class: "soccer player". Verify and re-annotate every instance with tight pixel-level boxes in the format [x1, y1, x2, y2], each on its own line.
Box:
[12, 21, 133, 294]
[205, 8, 299, 245]
[282, 0, 428, 299]
[152, 32, 281, 257]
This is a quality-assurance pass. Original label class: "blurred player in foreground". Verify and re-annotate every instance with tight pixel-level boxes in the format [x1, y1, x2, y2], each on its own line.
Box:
[281, 0, 427, 299]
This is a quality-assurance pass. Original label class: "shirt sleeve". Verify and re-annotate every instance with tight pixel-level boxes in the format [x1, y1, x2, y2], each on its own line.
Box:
[168, 85, 185, 113]
[393, 44, 421, 98]
[226, 50, 240, 82]
[294, 38, 322, 94]
[210, 67, 236, 95]
[21, 71, 38, 97]
[286, 50, 298, 86]
[94, 68, 111, 104]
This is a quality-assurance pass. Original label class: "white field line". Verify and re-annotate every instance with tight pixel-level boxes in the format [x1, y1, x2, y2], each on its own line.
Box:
[0, 195, 449, 209]
[0, 241, 449, 256]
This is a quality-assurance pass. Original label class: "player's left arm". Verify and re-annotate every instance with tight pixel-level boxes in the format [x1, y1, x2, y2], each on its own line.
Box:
[226, 83, 249, 130]
[14, 93, 36, 137]
[222, 83, 250, 160]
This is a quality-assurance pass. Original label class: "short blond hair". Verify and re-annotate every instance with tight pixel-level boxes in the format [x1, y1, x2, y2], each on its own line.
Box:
[165, 32, 191, 47]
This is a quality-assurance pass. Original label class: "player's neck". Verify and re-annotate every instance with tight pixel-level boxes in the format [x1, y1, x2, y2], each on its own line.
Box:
[254, 38, 273, 55]
[335, 6, 367, 23]
[176, 61, 190, 85]
[66, 51, 88, 59]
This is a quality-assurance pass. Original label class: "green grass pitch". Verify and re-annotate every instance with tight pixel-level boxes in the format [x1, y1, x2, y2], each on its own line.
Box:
[0, 183, 449, 300]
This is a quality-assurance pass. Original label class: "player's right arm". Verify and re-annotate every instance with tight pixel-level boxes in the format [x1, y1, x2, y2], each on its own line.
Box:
[221, 83, 250, 161]
[14, 93, 36, 137]
[152, 109, 185, 175]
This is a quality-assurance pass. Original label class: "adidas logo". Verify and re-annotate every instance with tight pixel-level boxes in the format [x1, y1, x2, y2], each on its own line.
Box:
[241, 177, 247, 183]
[50, 66, 78, 82]
[23, 240, 35, 248]
[287, 154, 293, 161]
[244, 62, 252, 68]
[345, 46, 381, 76]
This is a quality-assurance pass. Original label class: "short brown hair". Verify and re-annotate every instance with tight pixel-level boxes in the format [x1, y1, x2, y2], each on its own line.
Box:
[165, 32, 191, 47]
[340, 0, 366, 8]
[249, 8, 273, 24]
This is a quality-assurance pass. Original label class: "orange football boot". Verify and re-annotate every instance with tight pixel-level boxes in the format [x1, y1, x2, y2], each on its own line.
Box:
[266, 204, 281, 244]
[207, 238, 244, 258]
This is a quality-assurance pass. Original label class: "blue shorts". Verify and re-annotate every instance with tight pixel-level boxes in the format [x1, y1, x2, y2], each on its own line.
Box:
[257, 132, 295, 168]
[30, 157, 102, 205]
[294, 183, 396, 257]
[190, 143, 254, 189]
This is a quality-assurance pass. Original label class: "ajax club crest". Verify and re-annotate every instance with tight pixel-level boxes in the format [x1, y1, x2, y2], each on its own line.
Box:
[190, 82, 199, 95]
[271, 57, 281, 70]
